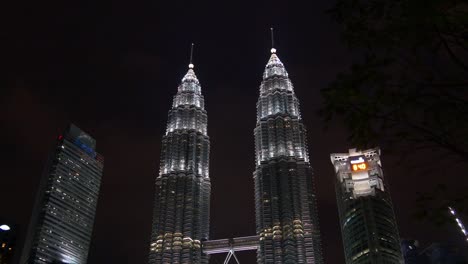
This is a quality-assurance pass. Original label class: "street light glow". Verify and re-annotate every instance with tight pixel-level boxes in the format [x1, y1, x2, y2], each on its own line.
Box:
[0, 225, 10, 231]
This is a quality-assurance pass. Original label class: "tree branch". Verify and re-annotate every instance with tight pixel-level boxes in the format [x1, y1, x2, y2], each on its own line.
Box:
[436, 25, 468, 72]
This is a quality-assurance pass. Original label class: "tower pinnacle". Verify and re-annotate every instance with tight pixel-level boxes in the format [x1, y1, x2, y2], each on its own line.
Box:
[270, 28, 276, 54]
[189, 43, 195, 69]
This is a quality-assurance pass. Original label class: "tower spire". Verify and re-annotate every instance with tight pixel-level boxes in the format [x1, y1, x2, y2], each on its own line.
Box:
[270, 28, 276, 54]
[189, 43, 194, 69]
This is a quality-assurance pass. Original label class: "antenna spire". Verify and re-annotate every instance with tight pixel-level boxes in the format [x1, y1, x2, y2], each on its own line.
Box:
[189, 43, 194, 69]
[270, 28, 276, 54]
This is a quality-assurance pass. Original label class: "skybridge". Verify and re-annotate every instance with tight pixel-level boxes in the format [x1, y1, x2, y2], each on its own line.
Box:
[202, 235, 259, 263]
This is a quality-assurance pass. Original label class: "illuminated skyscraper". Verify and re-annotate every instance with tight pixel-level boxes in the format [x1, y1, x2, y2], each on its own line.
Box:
[330, 148, 403, 264]
[253, 47, 323, 263]
[148, 57, 211, 263]
[20, 124, 104, 264]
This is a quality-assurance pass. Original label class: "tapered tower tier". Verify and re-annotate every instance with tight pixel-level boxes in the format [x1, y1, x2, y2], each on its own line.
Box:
[149, 65, 211, 264]
[254, 50, 323, 264]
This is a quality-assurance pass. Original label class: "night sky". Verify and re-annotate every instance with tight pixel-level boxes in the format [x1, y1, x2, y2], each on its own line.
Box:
[3, 0, 468, 263]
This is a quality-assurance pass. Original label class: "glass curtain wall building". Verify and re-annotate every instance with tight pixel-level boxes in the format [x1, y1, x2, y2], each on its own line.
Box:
[148, 62, 211, 264]
[253, 48, 323, 264]
[20, 124, 104, 264]
[330, 148, 403, 264]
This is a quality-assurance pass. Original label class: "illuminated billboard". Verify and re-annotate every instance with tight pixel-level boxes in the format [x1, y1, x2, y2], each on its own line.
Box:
[350, 156, 368, 172]
[351, 162, 367, 172]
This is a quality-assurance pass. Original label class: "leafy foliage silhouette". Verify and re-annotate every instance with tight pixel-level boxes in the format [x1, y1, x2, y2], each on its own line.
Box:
[322, 0, 468, 225]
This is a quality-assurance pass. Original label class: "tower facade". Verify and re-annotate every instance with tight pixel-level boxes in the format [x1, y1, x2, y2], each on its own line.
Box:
[253, 48, 323, 263]
[330, 148, 403, 264]
[148, 62, 211, 263]
[20, 124, 104, 264]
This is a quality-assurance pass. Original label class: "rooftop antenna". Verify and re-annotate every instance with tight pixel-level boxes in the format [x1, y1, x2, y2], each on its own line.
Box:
[189, 43, 194, 69]
[270, 27, 276, 54]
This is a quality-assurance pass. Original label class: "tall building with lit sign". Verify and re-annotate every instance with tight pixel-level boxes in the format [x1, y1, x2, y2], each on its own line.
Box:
[148, 58, 211, 263]
[253, 47, 323, 263]
[330, 148, 403, 264]
[20, 124, 104, 264]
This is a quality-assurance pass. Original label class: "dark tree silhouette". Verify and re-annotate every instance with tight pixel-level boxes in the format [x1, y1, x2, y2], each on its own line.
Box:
[322, 0, 468, 223]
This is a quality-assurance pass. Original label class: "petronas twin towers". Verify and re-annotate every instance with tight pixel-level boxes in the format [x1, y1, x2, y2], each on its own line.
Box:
[148, 45, 323, 264]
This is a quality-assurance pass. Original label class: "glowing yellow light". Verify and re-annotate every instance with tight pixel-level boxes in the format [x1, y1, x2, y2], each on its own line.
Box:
[352, 162, 367, 171]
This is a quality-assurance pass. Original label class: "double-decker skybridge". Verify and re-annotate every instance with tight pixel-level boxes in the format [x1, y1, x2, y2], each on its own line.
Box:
[202, 236, 259, 263]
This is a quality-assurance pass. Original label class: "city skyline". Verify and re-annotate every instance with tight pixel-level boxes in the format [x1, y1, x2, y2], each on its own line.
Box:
[7, 50, 467, 263]
[3, 0, 468, 263]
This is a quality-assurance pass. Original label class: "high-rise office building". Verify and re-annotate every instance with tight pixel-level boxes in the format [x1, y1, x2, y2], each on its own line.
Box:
[20, 124, 104, 264]
[253, 47, 323, 263]
[148, 60, 211, 263]
[0, 221, 17, 264]
[330, 148, 403, 264]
